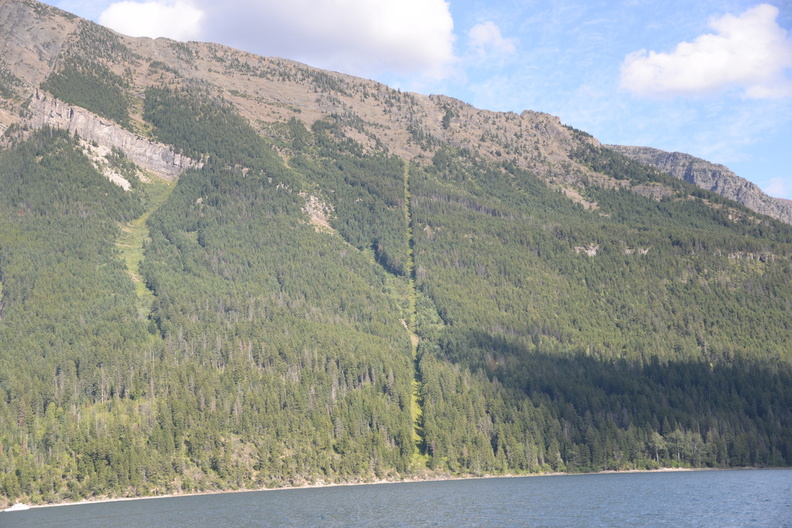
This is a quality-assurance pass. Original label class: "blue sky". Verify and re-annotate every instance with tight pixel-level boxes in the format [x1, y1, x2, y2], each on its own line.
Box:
[44, 0, 792, 199]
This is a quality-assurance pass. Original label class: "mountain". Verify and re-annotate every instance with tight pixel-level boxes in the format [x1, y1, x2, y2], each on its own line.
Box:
[1, 0, 791, 507]
[607, 145, 792, 225]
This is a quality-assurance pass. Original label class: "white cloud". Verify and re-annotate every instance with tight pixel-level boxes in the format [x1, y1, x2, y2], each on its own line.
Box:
[97, 0, 456, 78]
[200, 0, 456, 79]
[620, 4, 792, 99]
[468, 21, 517, 56]
[99, 1, 204, 41]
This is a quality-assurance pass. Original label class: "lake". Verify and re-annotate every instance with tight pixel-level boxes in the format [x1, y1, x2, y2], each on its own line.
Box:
[3, 469, 790, 527]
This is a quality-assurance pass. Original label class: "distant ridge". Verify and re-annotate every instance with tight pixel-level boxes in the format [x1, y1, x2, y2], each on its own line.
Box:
[606, 145, 792, 225]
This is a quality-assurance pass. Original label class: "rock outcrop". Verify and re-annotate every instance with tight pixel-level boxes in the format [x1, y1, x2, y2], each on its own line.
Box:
[27, 90, 197, 180]
[607, 145, 792, 225]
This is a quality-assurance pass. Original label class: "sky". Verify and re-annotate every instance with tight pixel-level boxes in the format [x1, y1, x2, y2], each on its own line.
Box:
[43, 0, 792, 199]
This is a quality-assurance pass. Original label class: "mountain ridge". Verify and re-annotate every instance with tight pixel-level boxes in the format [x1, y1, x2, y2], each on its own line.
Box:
[2, 0, 781, 223]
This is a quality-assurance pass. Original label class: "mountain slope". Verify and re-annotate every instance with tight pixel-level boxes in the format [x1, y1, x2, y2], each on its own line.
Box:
[1, 0, 791, 507]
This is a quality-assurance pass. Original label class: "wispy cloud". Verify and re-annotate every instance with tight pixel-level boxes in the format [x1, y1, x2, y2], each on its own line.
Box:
[468, 21, 517, 57]
[620, 4, 792, 99]
[763, 177, 791, 199]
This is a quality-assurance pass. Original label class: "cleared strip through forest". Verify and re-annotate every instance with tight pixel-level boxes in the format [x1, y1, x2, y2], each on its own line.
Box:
[402, 161, 428, 467]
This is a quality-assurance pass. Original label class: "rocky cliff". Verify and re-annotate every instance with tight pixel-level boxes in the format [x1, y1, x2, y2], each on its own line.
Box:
[607, 145, 792, 225]
[28, 90, 198, 179]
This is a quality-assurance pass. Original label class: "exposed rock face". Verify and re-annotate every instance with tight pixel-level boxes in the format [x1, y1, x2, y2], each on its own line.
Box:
[607, 145, 792, 225]
[0, 0, 76, 89]
[28, 90, 198, 179]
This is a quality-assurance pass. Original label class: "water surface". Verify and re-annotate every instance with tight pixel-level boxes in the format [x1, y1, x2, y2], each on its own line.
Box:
[3, 469, 790, 527]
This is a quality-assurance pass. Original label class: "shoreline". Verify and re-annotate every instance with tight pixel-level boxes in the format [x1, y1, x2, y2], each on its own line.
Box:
[13, 466, 770, 511]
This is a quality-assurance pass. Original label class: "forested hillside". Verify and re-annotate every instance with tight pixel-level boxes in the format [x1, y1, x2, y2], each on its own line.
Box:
[1, 0, 791, 507]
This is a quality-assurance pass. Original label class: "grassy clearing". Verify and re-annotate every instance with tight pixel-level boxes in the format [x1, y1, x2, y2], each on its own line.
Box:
[116, 175, 175, 320]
